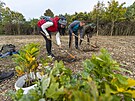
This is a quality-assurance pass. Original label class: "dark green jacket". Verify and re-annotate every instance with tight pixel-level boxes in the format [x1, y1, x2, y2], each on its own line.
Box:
[80, 24, 96, 38]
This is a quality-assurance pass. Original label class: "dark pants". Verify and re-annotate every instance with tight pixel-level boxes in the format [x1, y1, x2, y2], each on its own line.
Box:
[80, 32, 92, 45]
[60, 28, 65, 36]
[40, 28, 52, 55]
[87, 34, 90, 43]
[69, 31, 78, 49]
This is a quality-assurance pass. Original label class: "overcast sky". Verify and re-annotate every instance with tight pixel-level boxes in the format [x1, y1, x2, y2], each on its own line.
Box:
[2, 0, 135, 20]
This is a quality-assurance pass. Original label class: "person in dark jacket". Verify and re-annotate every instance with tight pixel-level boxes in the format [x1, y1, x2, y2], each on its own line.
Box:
[79, 23, 96, 45]
[37, 16, 67, 58]
[60, 27, 66, 36]
[68, 20, 85, 49]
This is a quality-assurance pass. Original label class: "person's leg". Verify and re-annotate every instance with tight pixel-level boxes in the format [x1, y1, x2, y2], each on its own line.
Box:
[69, 30, 73, 49]
[40, 29, 52, 56]
[62, 28, 65, 36]
[74, 32, 79, 49]
[87, 34, 90, 45]
[79, 33, 83, 45]
[79, 30, 84, 45]
[79, 39, 83, 45]
[43, 33, 52, 55]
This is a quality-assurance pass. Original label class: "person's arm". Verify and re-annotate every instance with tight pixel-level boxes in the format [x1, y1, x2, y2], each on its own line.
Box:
[80, 28, 84, 38]
[68, 21, 80, 34]
[41, 22, 53, 37]
[86, 26, 94, 38]
[56, 32, 61, 47]
[68, 24, 73, 34]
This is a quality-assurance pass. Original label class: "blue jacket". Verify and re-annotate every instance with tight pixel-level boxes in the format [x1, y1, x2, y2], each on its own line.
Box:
[68, 20, 81, 33]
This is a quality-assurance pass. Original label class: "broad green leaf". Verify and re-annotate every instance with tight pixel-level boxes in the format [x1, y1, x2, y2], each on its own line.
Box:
[27, 89, 41, 101]
[116, 86, 125, 92]
[95, 57, 105, 62]
[73, 91, 91, 101]
[39, 98, 46, 101]
[41, 77, 50, 96]
[115, 74, 128, 85]
[125, 90, 135, 98]
[111, 95, 121, 101]
[19, 94, 35, 101]
[46, 82, 64, 100]
[99, 84, 113, 101]
[127, 78, 135, 88]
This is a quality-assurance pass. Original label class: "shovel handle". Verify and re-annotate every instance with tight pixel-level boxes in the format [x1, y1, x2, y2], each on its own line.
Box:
[73, 34, 97, 48]
[64, 50, 75, 59]
[40, 31, 75, 59]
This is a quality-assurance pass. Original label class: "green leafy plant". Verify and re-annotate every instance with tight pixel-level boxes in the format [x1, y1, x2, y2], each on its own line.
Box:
[9, 48, 135, 101]
[81, 48, 135, 100]
[13, 43, 40, 87]
[111, 77, 135, 99]
[7, 89, 24, 101]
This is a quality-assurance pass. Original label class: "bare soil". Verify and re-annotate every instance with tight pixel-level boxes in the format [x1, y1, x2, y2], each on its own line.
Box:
[0, 35, 135, 101]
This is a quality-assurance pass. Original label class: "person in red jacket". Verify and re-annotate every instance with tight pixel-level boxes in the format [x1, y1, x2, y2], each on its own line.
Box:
[37, 16, 67, 58]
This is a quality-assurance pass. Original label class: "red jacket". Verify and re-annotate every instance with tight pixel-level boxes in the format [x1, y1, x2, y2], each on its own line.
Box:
[37, 16, 60, 32]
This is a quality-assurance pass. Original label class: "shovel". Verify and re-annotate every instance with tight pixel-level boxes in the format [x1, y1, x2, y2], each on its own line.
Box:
[40, 31, 75, 59]
[73, 33, 99, 48]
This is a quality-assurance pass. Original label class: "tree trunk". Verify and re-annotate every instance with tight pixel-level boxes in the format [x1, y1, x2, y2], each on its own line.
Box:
[96, 19, 99, 36]
[111, 21, 115, 36]
[17, 23, 20, 35]
[33, 26, 36, 34]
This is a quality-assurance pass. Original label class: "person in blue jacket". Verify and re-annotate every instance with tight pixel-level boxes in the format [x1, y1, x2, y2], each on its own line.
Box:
[68, 20, 85, 49]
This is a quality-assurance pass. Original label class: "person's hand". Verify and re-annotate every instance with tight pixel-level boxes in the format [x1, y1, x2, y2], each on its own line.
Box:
[59, 44, 62, 49]
[46, 35, 50, 40]
[72, 33, 74, 36]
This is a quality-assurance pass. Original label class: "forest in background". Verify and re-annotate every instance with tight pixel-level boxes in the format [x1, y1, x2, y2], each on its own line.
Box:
[0, 0, 135, 36]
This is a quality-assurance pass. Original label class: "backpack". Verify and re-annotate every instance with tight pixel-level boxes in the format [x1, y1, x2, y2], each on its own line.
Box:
[37, 16, 53, 27]
[0, 44, 16, 54]
[42, 16, 52, 22]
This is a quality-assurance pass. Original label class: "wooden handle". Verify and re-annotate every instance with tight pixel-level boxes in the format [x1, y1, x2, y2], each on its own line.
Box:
[40, 31, 75, 59]
[73, 34, 97, 47]
[64, 50, 75, 59]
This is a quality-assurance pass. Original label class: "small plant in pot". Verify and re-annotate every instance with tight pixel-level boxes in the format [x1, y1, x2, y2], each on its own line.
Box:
[13, 43, 41, 94]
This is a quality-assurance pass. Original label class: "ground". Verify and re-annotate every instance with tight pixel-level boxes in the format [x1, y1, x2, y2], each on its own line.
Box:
[0, 35, 135, 101]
